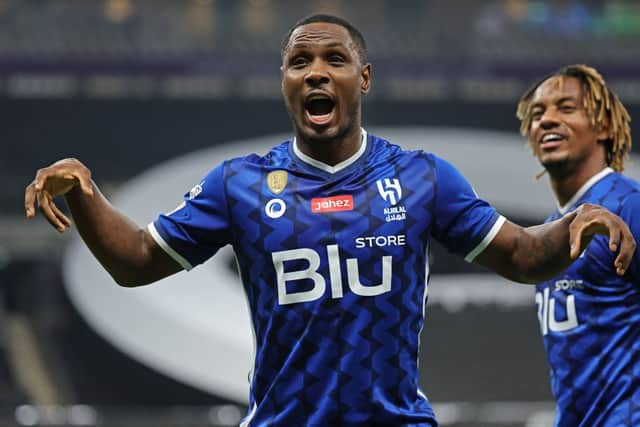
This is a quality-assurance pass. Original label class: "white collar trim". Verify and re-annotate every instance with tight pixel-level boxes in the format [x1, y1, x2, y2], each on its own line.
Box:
[293, 128, 367, 174]
[557, 167, 614, 214]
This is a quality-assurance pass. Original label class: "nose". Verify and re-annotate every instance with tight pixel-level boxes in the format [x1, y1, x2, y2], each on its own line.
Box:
[538, 110, 560, 130]
[305, 59, 330, 87]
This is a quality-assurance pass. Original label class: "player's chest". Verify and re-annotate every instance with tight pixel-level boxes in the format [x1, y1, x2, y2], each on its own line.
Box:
[535, 248, 639, 335]
[231, 168, 434, 251]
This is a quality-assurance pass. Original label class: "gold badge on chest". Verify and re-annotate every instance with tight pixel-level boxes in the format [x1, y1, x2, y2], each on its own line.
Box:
[267, 170, 288, 195]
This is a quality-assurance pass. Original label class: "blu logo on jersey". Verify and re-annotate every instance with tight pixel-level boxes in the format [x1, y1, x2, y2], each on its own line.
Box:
[376, 178, 402, 206]
[535, 287, 579, 335]
[272, 245, 392, 305]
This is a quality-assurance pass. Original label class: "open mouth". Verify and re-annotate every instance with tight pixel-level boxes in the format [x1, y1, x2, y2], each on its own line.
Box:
[305, 95, 335, 126]
[539, 133, 565, 149]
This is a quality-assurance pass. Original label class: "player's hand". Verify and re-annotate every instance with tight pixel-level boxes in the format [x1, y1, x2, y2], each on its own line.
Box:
[24, 158, 94, 233]
[569, 203, 636, 276]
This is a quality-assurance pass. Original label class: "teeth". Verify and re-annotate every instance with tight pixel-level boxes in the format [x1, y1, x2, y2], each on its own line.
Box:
[542, 133, 562, 142]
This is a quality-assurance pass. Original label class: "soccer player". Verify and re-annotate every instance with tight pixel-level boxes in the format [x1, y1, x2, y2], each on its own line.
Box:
[25, 16, 635, 427]
[517, 64, 640, 426]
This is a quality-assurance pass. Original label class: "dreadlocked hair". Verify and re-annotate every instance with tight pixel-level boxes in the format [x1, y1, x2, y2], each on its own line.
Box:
[516, 64, 632, 172]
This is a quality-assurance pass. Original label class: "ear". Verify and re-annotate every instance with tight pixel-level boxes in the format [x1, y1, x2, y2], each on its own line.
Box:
[596, 122, 611, 143]
[360, 63, 372, 94]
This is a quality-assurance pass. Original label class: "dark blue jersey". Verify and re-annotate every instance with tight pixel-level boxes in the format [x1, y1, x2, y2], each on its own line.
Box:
[149, 131, 504, 426]
[535, 168, 640, 427]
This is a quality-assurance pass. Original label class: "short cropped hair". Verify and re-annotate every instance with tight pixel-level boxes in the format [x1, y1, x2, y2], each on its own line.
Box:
[281, 14, 368, 64]
[517, 64, 632, 172]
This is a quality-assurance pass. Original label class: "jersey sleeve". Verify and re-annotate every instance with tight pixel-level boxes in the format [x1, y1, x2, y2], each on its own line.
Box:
[430, 155, 505, 262]
[619, 192, 640, 282]
[147, 162, 233, 270]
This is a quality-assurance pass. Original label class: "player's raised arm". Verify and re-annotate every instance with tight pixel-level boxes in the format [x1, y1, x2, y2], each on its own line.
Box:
[25, 158, 181, 286]
[474, 203, 636, 283]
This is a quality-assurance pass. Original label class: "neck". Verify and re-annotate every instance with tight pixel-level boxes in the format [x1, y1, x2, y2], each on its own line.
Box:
[548, 155, 608, 207]
[295, 124, 362, 166]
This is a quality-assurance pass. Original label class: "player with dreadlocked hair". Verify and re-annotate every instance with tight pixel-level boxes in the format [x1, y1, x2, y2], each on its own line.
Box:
[517, 64, 632, 173]
[517, 64, 640, 427]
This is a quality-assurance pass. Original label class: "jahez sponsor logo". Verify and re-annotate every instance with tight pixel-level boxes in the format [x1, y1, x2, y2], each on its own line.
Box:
[311, 195, 354, 213]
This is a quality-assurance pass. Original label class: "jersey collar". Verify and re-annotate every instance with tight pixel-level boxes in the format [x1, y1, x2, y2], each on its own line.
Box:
[292, 128, 367, 174]
[557, 167, 614, 214]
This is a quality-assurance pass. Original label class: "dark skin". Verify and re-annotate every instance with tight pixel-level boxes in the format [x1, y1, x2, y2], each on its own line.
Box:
[281, 22, 370, 166]
[24, 22, 635, 287]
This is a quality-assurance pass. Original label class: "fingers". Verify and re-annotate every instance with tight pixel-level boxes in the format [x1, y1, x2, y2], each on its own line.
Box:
[33, 159, 94, 198]
[35, 190, 69, 233]
[26, 179, 72, 231]
[570, 204, 636, 276]
[569, 234, 580, 259]
[607, 224, 621, 253]
[25, 158, 93, 227]
[24, 182, 37, 219]
[49, 194, 72, 227]
[33, 168, 46, 192]
[613, 223, 636, 276]
[569, 219, 590, 259]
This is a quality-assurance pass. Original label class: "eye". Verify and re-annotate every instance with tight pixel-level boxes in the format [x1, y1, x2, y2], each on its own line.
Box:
[530, 110, 543, 120]
[290, 56, 309, 68]
[328, 54, 345, 65]
[560, 105, 576, 113]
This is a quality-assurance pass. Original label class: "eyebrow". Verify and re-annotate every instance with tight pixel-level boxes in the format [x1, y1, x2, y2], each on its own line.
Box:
[290, 41, 346, 50]
[530, 96, 577, 110]
[555, 96, 577, 104]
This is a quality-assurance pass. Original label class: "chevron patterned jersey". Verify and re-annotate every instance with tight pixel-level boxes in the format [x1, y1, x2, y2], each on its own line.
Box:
[150, 130, 504, 426]
[535, 168, 640, 427]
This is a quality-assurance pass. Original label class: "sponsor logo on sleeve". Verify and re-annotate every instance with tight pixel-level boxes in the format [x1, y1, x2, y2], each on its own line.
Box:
[188, 181, 204, 199]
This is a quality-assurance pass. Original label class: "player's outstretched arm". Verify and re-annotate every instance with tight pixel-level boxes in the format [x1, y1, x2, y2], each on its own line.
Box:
[474, 203, 636, 283]
[25, 158, 182, 287]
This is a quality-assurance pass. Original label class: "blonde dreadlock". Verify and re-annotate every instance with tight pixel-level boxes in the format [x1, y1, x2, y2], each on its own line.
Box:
[516, 64, 632, 172]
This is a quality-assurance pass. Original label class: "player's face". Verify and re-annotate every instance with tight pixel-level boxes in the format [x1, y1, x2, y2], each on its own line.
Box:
[281, 22, 371, 142]
[528, 76, 608, 175]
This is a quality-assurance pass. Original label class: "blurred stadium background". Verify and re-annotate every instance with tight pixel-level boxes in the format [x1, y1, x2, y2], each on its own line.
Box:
[1, 0, 640, 426]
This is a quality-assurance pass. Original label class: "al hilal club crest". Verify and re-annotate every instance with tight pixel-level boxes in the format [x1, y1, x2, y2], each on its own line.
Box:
[267, 170, 288, 195]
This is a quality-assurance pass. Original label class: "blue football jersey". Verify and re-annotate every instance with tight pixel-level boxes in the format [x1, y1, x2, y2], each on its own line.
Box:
[535, 168, 640, 427]
[149, 130, 505, 426]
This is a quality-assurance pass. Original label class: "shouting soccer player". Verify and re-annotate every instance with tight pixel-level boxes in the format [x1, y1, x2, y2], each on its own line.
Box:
[25, 16, 635, 427]
[517, 64, 640, 427]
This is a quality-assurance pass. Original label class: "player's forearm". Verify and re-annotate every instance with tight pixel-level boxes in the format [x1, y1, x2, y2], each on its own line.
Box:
[64, 183, 154, 286]
[512, 212, 578, 283]
[478, 204, 632, 282]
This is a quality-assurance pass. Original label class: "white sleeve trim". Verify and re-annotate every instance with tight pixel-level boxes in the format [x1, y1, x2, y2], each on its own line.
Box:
[239, 403, 257, 427]
[464, 215, 506, 263]
[147, 222, 193, 271]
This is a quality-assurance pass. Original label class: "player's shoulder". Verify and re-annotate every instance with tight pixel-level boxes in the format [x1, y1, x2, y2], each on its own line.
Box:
[224, 139, 294, 169]
[367, 133, 436, 164]
[583, 171, 640, 217]
[194, 139, 293, 187]
[611, 171, 640, 193]
[604, 172, 640, 205]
